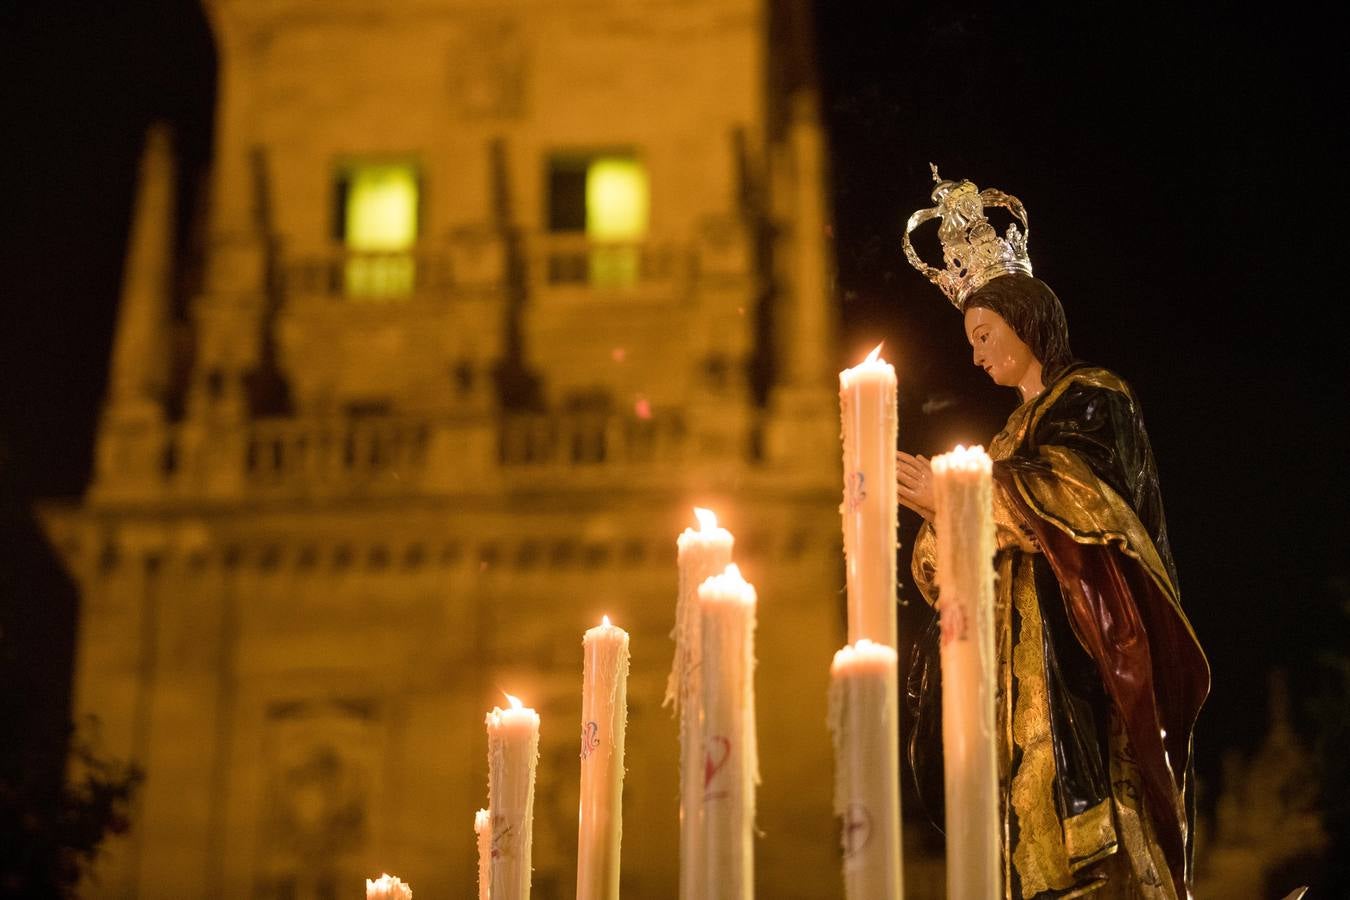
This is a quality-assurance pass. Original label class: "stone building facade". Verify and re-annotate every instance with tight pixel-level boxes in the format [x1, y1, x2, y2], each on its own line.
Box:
[41, 1, 849, 896]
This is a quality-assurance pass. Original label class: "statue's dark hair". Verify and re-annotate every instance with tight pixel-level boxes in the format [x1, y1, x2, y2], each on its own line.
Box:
[964, 274, 1075, 385]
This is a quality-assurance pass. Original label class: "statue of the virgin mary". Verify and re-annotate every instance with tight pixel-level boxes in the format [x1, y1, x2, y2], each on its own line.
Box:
[897, 169, 1210, 900]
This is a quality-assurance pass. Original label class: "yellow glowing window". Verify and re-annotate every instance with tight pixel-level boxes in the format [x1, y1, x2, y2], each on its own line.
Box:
[585, 159, 648, 240]
[586, 158, 647, 287]
[338, 162, 419, 298]
[548, 153, 649, 287]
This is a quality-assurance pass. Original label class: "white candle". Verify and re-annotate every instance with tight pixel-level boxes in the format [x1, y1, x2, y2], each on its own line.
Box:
[931, 445, 1000, 900]
[698, 564, 759, 900]
[668, 507, 734, 900]
[827, 640, 903, 900]
[366, 873, 413, 900]
[486, 693, 541, 900]
[474, 808, 490, 900]
[577, 616, 631, 900]
[839, 344, 899, 648]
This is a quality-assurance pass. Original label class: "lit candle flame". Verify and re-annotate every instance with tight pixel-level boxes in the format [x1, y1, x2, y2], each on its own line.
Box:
[699, 562, 756, 605]
[602, 614, 611, 627]
[693, 507, 718, 531]
[863, 342, 884, 364]
[932, 443, 991, 475]
[504, 692, 523, 710]
[365, 873, 412, 900]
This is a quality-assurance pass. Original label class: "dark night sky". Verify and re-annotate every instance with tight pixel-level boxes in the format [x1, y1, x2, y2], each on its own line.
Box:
[814, 3, 1346, 792]
[2, 0, 1345, 814]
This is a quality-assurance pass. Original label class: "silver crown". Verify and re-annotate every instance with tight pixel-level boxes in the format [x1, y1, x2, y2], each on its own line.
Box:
[903, 164, 1032, 308]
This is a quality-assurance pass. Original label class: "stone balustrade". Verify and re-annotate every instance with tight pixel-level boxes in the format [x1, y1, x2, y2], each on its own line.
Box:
[275, 248, 463, 301]
[94, 407, 693, 502]
[525, 232, 689, 294]
[498, 407, 686, 468]
[242, 415, 433, 492]
[272, 225, 746, 304]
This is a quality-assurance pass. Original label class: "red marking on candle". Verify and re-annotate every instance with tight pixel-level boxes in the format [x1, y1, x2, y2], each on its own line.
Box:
[703, 735, 732, 799]
[940, 600, 969, 645]
[634, 397, 652, 419]
[842, 802, 873, 858]
[611, 347, 626, 362]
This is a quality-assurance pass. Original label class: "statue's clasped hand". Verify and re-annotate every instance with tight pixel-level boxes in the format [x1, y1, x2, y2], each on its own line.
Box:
[896, 451, 935, 520]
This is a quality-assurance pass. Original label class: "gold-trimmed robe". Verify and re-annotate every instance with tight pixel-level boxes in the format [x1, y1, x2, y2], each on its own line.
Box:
[909, 366, 1209, 899]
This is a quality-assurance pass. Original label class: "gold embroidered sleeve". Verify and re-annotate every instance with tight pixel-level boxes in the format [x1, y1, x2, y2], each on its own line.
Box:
[910, 520, 939, 607]
[993, 480, 1041, 554]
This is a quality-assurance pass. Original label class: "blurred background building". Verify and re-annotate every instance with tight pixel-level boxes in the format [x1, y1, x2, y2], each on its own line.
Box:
[1194, 672, 1328, 899]
[37, 0, 859, 895]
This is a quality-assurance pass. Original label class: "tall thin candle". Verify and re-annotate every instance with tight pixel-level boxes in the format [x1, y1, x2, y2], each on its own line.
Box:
[668, 507, 734, 900]
[839, 344, 899, 647]
[577, 616, 631, 900]
[486, 693, 541, 900]
[827, 640, 903, 900]
[931, 445, 1000, 900]
[698, 564, 759, 900]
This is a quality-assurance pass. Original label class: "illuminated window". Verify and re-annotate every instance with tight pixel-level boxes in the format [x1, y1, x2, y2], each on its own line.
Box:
[334, 162, 419, 298]
[548, 153, 649, 287]
[585, 159, 648, 240]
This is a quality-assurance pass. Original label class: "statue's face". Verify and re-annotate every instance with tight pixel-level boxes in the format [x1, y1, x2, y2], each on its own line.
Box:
[964, 305, 1037, 389]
